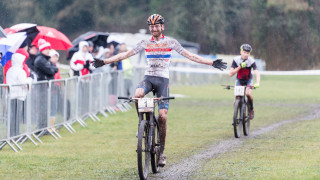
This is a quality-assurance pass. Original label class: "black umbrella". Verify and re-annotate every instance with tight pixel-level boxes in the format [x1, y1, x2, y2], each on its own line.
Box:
[67, 31, 109, 60]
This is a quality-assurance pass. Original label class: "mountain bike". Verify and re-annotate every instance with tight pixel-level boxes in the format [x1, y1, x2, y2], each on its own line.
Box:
[118, 92, 174, 180]
[224, 85, 254, 138]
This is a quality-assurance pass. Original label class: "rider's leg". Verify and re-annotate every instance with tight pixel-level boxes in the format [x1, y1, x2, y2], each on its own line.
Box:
[135, 88, 145, 114]
[158, 108, 168, 166]
[158, 108, 168, 154]
[246, 87, 253, 109]
[135, 78, 151, 137]
[246, 87, 254, 118]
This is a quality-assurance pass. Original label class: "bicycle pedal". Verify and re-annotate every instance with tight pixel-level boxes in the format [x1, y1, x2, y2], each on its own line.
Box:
[155, 143, 160, 146]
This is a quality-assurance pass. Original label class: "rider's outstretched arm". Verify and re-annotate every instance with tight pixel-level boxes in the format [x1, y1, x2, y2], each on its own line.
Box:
[92, 50, 135, 68]
[103, 50, 135, 64]
[181, 50, 213, 65]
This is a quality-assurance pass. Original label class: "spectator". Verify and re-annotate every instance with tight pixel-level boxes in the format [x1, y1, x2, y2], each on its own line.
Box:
[70, 41, 95, 76]
[4, 48, 31, 84]
[107, 44, 115, 57]
[49, 49, 61, 131]
[87, 41, 94, 54]
[6, 53, 33, 137]
[107, 44, 120, 70]
[0, 52, 3, 84]
[49, 50, 61, 79]
[119, 43, 133, 96]
[94, 46, 105, 59]
[26, 45, 38, 72]
[34, 39, 58, 81]
[93, 48, 112, 74]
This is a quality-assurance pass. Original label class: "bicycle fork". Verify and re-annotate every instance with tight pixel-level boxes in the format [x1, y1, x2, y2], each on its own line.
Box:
[147, 113, 154, 153]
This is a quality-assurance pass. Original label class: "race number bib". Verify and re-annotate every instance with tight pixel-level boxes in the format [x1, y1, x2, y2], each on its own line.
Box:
[138, 98, 154, 112]
[234, 86, 245, 96]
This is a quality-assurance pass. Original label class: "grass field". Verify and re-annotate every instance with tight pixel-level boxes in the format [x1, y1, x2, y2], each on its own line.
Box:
[0, 75, 319, 179]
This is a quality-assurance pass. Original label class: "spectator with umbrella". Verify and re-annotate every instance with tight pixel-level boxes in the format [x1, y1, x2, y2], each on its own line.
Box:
[49, 50, 61, 80]
[70, 41, 95, 76]
[34, 39, 58, 81]
[26, 45, 38, 72]
[88, 41, 94, 54]
[67, 31, 109, 60]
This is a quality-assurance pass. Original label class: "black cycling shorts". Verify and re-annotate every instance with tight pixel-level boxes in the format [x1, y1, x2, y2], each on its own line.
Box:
[137, 75, 169, 110]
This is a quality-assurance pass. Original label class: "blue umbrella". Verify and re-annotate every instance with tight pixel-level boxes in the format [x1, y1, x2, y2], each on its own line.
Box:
[0, 32, 27, 65]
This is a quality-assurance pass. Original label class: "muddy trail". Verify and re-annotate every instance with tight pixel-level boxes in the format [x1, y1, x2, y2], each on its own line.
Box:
[149, 105, 320, 180]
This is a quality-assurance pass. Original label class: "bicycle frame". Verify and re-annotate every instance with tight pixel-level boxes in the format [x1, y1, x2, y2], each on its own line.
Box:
[224, 85, 254, 138]
[118, 94, 174, 179]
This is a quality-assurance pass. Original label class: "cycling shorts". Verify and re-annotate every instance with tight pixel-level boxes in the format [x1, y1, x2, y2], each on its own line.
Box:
[137, 75, 169, 110]
[235, 78, 253, 87]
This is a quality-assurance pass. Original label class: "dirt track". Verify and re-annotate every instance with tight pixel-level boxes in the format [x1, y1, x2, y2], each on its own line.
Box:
[150, 105, 320, 180]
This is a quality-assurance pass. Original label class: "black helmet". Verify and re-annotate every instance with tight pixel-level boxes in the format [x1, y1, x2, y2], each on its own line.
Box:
[147, 14, 165, 25]
[240, 44, 252, 53]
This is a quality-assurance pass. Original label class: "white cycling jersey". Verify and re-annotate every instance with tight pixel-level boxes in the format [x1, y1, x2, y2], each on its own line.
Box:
[133, 34, 185, 79]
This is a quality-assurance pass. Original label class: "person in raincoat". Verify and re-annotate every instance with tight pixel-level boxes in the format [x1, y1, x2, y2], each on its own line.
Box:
[6, 52, 33, 137]
[70, 41, 95, 76]
[4, 48, 30, 84]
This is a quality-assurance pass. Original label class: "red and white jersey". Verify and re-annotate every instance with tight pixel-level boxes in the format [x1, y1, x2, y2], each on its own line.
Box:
[231, 56, 257, 80]
[133, 34, 185, 78]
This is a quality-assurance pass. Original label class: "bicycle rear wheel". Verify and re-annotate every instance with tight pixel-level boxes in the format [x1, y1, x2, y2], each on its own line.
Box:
[137, 120, 150, 180]
[151, 116, 160, 173]
[233, 98, 243, 138]
[243, 101, 251, 136]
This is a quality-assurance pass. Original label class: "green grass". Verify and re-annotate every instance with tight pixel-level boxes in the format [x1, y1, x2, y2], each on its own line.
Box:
[193, 119, 320, 180]
[0, 75, 319, 179]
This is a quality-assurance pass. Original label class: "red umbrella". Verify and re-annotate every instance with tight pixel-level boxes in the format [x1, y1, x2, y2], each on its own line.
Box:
[32, 26, 72, 50]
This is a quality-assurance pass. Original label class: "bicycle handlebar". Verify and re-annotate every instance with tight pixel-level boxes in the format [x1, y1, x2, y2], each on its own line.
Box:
[161, 97, 175, 100]
[117, 96, 175, 101]
[118, 96, 131, 100]
[222, 85, 256, 90]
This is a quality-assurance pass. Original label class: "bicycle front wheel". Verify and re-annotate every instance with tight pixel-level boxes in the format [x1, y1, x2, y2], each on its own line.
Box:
[137, 120, 150, 180]
[243, 102, 251, 136]
[151, 116, 160, 173]
[233, 98, 243, 138]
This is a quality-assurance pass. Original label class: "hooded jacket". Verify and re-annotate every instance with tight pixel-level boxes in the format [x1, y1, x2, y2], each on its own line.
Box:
[4, 48, 30, 84]
[34, 52, 58, 81]
[6, 53, 33, 100]
[70, 41, 95, 76]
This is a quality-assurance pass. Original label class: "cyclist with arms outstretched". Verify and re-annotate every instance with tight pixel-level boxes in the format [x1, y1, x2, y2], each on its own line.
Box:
[229, 44, 260, 119]
[93, 14, 227, 167]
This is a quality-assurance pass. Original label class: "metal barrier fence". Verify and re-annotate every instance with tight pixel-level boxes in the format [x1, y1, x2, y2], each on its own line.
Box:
[1, 66, 230, 152]
[0, 71, 130, 152]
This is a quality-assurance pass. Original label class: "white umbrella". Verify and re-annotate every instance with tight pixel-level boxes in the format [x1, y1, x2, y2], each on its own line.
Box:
[0, 32, 27, 65]
[10, 23, 37, 31]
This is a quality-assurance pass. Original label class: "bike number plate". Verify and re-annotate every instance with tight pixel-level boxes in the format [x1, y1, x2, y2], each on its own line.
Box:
[234, 86, 245, 96]
[138, 98, 154, 112]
